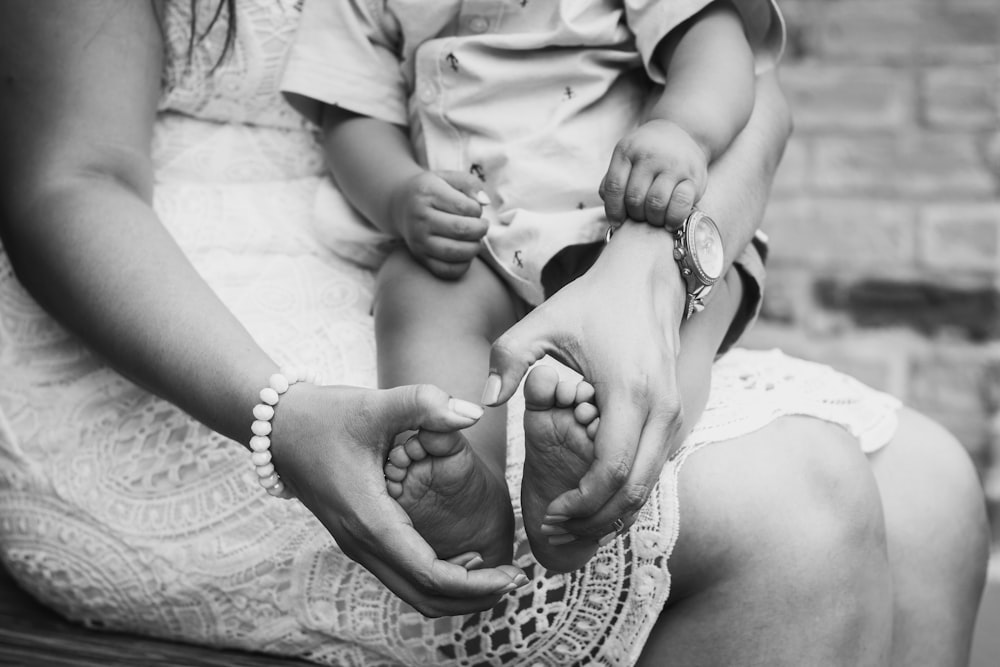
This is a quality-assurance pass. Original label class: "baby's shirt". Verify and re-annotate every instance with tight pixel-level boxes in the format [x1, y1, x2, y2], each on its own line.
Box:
[282, 0, 783, 342]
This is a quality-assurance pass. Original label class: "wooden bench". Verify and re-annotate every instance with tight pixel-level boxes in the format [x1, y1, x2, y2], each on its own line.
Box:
[0, 563, 311, 666]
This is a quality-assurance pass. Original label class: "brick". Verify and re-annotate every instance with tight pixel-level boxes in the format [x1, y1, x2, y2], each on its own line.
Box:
[813, 2, 922, 64]
[813, 133, 995, 198]
[771, 138, 810, 196]
[782, 64, 916, 130]
[908, 347, 993, 414]
[814, 278, 1000, 340]
[918, 5, 1000, 65]
[922, 66, 1000, 130]
[918, 202, 1000, 273]
[763, 197, 917, 269]
[758, 265, 815, 323]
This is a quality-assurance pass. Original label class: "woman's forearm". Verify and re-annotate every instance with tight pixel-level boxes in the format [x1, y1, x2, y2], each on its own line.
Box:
[0, 1, 277, 445]
[700, 68, 792, 268]
[4, 175, 278, 445]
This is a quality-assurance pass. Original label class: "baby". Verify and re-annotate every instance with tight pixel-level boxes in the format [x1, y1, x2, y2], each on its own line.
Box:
[283, 0, 777, 572]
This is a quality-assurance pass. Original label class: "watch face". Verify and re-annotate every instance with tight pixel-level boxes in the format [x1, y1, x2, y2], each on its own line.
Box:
[689, 214, 724, 282]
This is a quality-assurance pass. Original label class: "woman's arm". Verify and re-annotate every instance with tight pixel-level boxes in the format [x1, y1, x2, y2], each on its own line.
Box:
[487, 69, 792, 539]
[0, 0, 524, 614]
[0, 0, 272, 442]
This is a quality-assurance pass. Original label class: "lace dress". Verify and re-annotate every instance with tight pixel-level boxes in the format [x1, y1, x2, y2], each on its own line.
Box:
[0, 2, 899, 665]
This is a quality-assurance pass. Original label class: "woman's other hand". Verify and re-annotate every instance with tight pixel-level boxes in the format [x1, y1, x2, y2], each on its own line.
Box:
[273, 382, 526, 616]
[485, 223, 689, 541]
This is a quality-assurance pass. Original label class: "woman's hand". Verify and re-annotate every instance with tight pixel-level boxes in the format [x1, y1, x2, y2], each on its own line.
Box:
[484, 223, 689, 540]
[273, 382, 526, 617]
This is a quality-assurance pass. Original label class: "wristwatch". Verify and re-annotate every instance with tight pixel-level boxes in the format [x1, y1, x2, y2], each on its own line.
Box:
[673, 208, 724, 319]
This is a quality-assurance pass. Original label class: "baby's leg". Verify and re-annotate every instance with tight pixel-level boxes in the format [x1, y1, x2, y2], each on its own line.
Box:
[375, 248, 520, 567]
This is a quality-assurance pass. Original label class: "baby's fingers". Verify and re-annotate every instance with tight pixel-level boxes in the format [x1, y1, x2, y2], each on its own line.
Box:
[643, 174, 678, 227]
[429, 212, 490, 242]
[599, 148, 631, 223]
[435, 171, 490, 217]
[424, 235, 482, 265]
[664, 180, 698, 230]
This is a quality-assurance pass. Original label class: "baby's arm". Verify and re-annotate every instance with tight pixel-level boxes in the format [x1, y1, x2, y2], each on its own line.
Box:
[322, 106, 490, 279]
[601, 0, 756, 227]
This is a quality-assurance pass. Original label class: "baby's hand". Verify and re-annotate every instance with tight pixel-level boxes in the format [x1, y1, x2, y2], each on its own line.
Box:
[600, 119, 708, 229]
[390, 171, 491, 279]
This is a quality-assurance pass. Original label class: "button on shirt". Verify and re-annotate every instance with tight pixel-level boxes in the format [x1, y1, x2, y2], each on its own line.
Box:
[282, 0, 785, 305]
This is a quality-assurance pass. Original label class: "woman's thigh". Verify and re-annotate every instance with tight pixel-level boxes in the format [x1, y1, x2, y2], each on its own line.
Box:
[868, 407, 989, 667]
[636, 411, 989, 667]
[639, 416, 894, 667]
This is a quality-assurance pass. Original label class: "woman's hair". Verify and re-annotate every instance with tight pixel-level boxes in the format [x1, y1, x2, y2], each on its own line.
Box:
[188, 0, 237, 68]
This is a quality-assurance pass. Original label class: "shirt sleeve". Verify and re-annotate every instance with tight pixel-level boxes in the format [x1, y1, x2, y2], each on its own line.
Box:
[280, 0, 408, 127]
[717, 230, 768, 356]
[626, 0, 786, 84]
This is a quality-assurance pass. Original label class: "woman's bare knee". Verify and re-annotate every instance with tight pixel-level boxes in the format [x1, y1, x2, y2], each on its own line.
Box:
[652, 418, 893, 665]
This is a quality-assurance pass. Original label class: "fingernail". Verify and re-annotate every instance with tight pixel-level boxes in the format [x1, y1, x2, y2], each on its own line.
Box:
[598, 532, 617, 547]
[548, 534, 577, 546]
[449, 397, 484, 420]
[481, 373, 501, 406]
[513, 574, 529, 587]
[539, 524, 569, 536]
[465, 555, 484, 570]
[543, 514, 569, 524]
[476, 190, 491, 205]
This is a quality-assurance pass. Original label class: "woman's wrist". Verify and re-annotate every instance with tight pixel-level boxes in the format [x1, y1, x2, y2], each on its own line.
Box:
[603, 222, 687, 322]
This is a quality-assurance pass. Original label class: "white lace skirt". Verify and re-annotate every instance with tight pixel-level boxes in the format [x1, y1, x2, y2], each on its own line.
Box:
[0, 122, 899, 666]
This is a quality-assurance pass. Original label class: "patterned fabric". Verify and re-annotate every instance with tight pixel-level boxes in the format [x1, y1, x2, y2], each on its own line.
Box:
[282, 0, 784, 305]
[0, 1, 897, 665]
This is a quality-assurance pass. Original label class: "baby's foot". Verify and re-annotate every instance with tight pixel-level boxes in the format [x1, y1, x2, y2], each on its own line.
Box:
[521, 365, 602, 572]
[385, 429, 514, 568]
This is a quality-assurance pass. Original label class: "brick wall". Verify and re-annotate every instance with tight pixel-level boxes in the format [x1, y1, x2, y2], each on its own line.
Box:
[741, 0, 1000, 538]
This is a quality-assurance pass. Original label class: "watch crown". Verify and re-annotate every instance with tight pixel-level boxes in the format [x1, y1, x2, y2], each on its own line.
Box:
[673, 248, 685, 261]
[682, 267, 691, 276]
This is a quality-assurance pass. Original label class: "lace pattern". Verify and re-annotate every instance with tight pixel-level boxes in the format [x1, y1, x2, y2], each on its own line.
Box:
[0, 1, 901, 665]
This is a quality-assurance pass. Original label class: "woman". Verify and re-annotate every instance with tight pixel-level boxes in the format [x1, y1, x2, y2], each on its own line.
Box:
[0, 1, 987, 665]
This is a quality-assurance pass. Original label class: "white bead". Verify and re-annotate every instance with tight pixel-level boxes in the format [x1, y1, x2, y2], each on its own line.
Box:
[249, 435, 270, 452]
[260, 387, 279, 405]
[267, 482, 286, 497]
[251, 419, 272, 437]
[281, 367, 301, 383]
[251, 450, 272, 467]
[258, 473, 279, 489]
[269, 373, 289, 394]
[254, 462, 275, 478]
[253, 404, 274, 421]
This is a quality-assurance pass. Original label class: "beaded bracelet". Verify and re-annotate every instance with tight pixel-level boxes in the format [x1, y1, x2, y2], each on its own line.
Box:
[249, 367, 318, 500]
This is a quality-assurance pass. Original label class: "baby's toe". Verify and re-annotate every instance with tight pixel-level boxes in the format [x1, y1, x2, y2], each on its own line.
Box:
[388, 445, 411, 468]
[385, 462, 407, 483]
[403, 434, 428, 461]
[574, 402, 598, 426]
[555, 380, 577, 408]
[524, 365, 560, 409]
